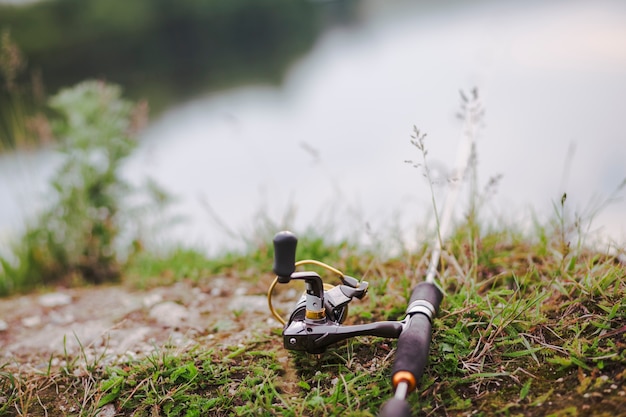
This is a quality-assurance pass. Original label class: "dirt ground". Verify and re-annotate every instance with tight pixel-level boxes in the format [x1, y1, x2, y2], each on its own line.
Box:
[0, 277, 290, 370]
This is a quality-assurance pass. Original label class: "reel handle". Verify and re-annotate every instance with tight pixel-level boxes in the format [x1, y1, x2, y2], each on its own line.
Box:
[273, 231, 298, 281]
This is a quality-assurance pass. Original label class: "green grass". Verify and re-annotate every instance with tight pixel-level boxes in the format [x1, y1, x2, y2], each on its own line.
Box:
[123, 235, 362, 289]
[1, 219, 624, 416]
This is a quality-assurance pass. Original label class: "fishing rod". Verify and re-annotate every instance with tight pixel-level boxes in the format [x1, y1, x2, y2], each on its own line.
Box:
[380, 93, 479, 416]
[267, 92, 479, 416]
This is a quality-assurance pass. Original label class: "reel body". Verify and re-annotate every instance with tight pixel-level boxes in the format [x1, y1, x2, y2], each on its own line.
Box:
[268, 231, 402, 354]
[287, 282, 350, 325]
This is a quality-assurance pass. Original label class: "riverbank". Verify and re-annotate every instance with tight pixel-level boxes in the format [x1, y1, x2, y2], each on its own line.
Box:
[1, 225, 624, 416]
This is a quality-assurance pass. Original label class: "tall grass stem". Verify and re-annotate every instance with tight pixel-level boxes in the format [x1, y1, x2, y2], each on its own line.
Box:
[424, 90, 481, 284]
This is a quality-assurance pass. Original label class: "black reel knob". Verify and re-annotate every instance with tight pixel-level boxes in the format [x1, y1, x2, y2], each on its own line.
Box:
[273, 231, 297, 282]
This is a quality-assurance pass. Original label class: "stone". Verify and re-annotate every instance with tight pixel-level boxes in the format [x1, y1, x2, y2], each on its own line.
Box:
[22, 316, 41, 327]
[149, 302, 188, 327]
[95, 404, 116, 417]
[228, 295, 267, 313]
[38, 292, 72, 307]
[142, 293, 163, 308]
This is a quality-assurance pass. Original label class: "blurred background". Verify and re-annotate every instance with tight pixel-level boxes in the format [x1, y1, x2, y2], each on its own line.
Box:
[1, 0, 625, 256]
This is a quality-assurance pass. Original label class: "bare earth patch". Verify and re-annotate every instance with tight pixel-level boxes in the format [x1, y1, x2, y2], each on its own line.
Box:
[0, 278, 286, 371]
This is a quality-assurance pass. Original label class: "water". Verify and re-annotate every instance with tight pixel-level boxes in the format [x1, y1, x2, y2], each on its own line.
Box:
[3, 0, 626, 254]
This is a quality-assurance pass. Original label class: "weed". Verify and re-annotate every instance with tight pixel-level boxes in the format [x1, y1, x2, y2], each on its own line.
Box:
[124, 232, 362, 291]
[0, 80, 163, 295]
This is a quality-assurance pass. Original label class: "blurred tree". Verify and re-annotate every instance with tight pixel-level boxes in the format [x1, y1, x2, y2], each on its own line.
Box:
[0, 0, 335, 112]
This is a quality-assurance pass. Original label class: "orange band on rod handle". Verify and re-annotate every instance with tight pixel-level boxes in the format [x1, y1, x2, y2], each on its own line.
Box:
[392, 371, 417, 393]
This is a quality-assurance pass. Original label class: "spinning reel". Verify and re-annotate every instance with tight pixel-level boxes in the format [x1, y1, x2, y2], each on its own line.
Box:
[268, 231, 439, 353]
[267, 231, 404, 354]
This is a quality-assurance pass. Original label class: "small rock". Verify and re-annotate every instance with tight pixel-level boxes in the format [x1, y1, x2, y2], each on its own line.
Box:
[96, 404, 116, 417]
[267, 317, 281, 327]
[0, 320, 8, 332]
[142, 293, 163, 308]
[228, 295, 267, 313]
[38, 292, 72, 307]
[284, 288, 299, 299]
[149, 301, 188, 327]
[49, 311, 76, 324]
[22, 316, 42, 327]
[234, 287, 248, 296]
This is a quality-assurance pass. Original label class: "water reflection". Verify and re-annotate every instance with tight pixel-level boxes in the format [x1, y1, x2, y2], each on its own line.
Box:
[122, 0, 625, 252]
[4, 0, 626, 253]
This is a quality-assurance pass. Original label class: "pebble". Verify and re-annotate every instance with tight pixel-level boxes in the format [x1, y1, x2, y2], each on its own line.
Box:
[49, 311, 75, 325]
[234, 287, 248, 296]
[96, 404, 116, 417]
[149, 301, 189, 327]
[0, 320, 7, 332]
[228, 295, 267, 313]
[38, 292, 72, 307]
[22, 316, 42, 327]
[142, 293, 163, 308]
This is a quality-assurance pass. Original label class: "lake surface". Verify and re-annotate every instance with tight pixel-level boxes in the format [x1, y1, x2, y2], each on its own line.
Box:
[3, 0, 626, 254]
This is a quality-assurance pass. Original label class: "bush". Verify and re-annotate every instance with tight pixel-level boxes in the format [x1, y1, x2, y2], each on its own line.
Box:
[0, 80, 147, 294]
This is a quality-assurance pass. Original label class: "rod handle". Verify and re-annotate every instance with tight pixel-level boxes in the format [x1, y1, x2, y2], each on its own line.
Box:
[391, 282, 443, 393]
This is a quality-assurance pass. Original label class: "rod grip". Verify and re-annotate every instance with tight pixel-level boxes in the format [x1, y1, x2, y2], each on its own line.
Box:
[408, 281, 443, 311]
[391, 282, 443, 393]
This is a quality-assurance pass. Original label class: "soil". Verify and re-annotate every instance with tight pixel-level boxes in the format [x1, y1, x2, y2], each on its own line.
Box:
[0, 277, 292, 370]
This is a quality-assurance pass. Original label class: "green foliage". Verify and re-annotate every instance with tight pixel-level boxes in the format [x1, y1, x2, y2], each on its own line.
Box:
[95, 342, 292, 416]
[0, 81, 144, 294]
[0, 363, 18, 414]
[124, 232, 363, 291]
